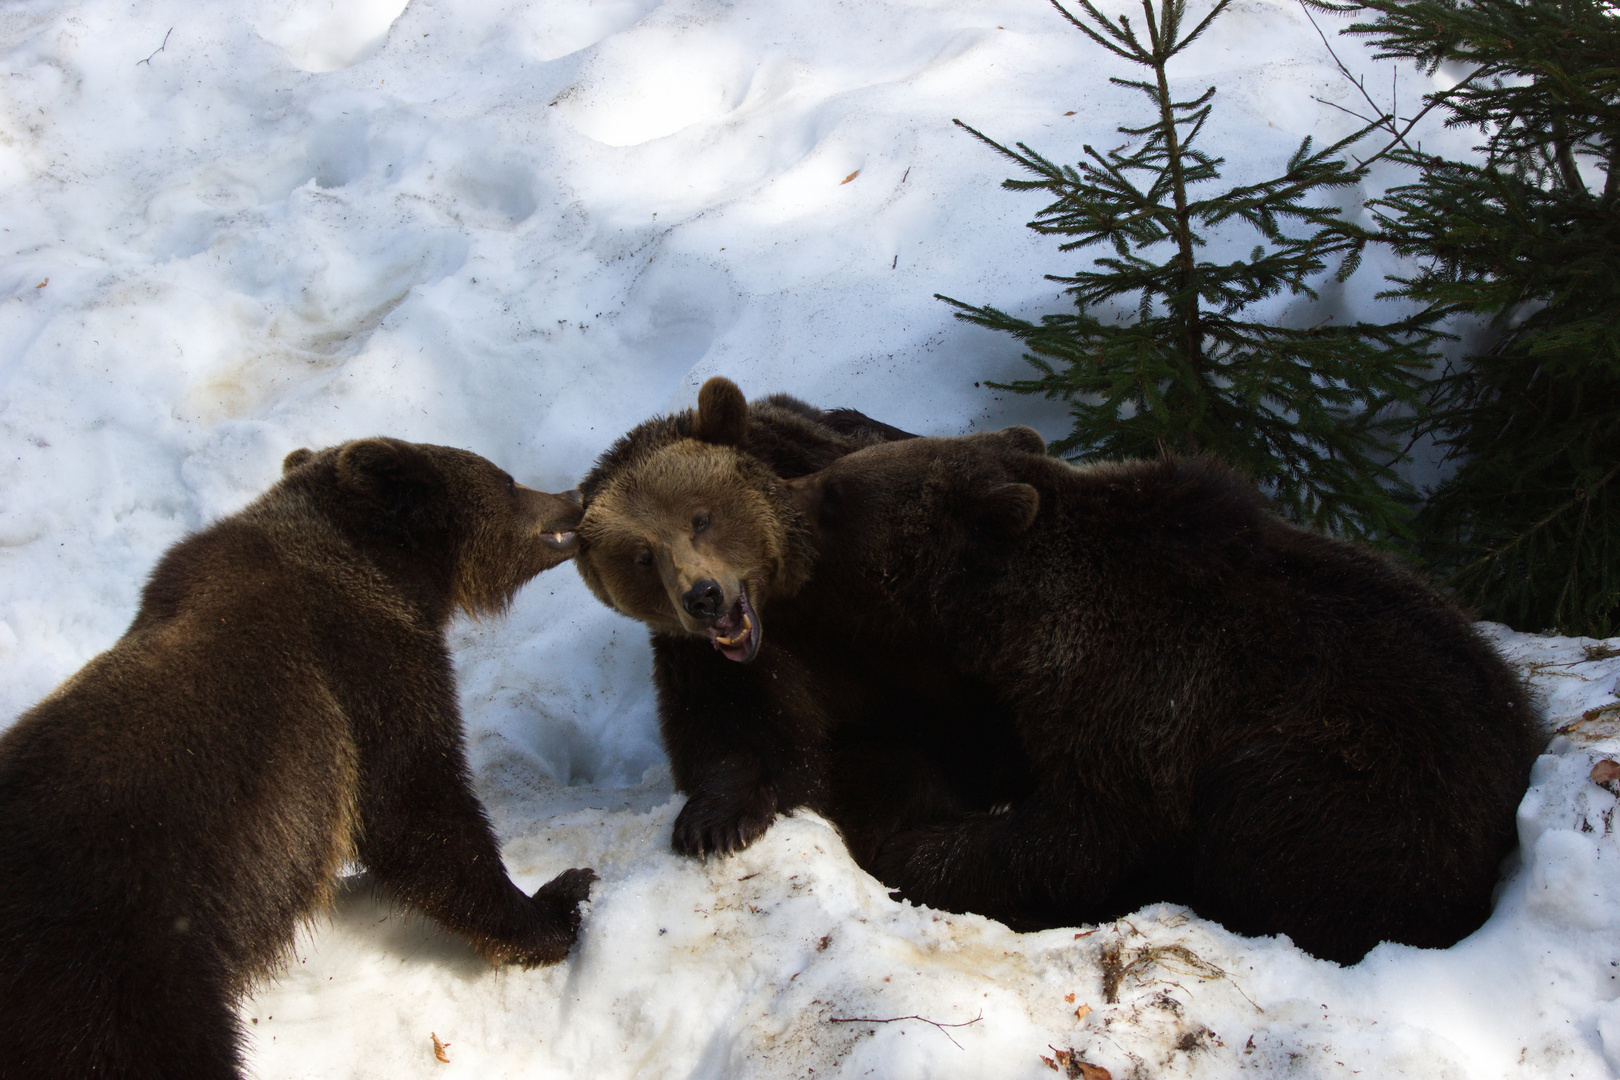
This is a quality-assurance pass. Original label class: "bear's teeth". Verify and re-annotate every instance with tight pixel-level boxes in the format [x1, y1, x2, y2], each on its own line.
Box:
[715, 614, 752, 647]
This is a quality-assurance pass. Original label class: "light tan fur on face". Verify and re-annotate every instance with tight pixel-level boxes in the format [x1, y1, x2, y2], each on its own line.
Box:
[577, 440, 796, 637]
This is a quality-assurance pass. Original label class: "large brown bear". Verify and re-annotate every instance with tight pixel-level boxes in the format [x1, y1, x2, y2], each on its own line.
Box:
[573, 378, 1028, 862]
[578, 378, 1541, 963]
[785, 428, 1544, 962]
[0, 438, 597, 1080]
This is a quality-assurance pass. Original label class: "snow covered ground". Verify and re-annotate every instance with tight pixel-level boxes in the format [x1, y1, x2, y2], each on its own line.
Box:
[1, 0, 1616, 1076]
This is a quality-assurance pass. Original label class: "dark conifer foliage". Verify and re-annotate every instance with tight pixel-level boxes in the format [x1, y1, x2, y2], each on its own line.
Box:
[942, 0, 1443, 541]
[1335, 0, 1620, 636]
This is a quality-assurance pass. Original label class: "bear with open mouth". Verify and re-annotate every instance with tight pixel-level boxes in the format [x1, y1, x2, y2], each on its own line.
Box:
[578, 376, 1541, 962]
[573, 378, 1033, 863]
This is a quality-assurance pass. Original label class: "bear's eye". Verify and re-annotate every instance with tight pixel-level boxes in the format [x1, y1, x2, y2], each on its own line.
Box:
[503, 474, 516, 493]
[692, 512, 710, 534]
[633, 548, 654, 568]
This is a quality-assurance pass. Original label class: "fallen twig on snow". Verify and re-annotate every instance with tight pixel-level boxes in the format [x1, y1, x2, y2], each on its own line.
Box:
[828, 1010, 983, 1050]
[137, 28, 173, 67]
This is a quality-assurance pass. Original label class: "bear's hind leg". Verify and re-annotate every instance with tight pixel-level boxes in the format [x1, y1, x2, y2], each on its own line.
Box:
[870, 796, 1153, 931]
[1, 937, 244, 1080]
[1186, 742, 1506, 964]
[827, 715, 1034, 870]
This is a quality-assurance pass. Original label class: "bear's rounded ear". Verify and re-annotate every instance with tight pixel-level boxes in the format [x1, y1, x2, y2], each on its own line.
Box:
[336, 438, 442, 521]
[992, 425, 1048, 456]
[693, 377, 748, 447]
[282, 448, 315, 474]
[971, 482, 1040, 538]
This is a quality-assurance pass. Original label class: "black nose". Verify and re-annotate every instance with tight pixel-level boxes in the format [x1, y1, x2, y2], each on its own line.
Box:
[682, 580, 724, 621]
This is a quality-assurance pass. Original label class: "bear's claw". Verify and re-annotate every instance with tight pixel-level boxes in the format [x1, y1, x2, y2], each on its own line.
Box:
[672, 786, 778, 857]
[532, 866, 598, 907]
[506, 867, 598, 968]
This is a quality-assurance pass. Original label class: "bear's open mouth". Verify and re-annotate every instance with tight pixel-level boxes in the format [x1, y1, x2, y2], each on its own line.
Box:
[706, 585, 760, 663]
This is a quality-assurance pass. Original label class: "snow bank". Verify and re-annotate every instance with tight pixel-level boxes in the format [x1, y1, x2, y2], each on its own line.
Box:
[231, 626, 1620, 1080]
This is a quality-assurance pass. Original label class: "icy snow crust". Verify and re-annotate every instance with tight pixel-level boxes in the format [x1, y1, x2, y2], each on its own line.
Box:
[0, 0, 1616, 1075]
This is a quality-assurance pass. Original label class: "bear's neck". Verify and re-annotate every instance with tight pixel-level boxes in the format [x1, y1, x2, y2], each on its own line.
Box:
[331, 513, 460, 628]
[777, 515, 817, 602]
[252, 477, 461, 629]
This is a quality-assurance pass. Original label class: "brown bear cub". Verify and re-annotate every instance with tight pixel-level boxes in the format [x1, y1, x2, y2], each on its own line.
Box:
[575, 379, 1033, 863]
[574, 378, 1023, 860]
[786, 428, 1543, 963]
[0, 438, 597, 1080]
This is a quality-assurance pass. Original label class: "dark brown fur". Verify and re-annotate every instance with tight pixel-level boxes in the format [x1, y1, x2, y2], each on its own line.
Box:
[572, 379, 1014, 858]
[0, 438, 595, 1080]
[785, 429, 1543, 963]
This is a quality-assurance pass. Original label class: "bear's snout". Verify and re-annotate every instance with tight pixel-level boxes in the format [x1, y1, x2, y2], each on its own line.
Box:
[682, 579, 725, 621]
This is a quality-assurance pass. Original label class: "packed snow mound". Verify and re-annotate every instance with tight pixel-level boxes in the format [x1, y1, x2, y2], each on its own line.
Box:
[239, 627, 1620, 1080]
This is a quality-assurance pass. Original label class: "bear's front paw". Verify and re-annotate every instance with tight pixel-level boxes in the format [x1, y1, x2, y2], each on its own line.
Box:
[532, 866, 598, 909]
[672, 785, 779, 857]
[509, 867, 597, 967]
[869, 827, 951, 905]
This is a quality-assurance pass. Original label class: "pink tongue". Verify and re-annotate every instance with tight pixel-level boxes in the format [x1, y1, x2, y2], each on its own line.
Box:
[704, 587, 757, 662]
[708, 606, 754, 661]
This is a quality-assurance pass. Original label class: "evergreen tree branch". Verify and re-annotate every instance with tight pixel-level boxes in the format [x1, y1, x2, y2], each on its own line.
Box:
[1604, 139, 1620, 209]
[1551, 115, 1589, 197]
[1444, 458, 1620, 589]
[1050, 0, 1151, 61]
[1312, 93, 1388, 131]
[1142, 4, 1210, 381]
[1299, 1, 1412, 154]
[1299, 0, 1488, 171]
[950, 0, 1440, 542]
[1353, 75, 1481, 170]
